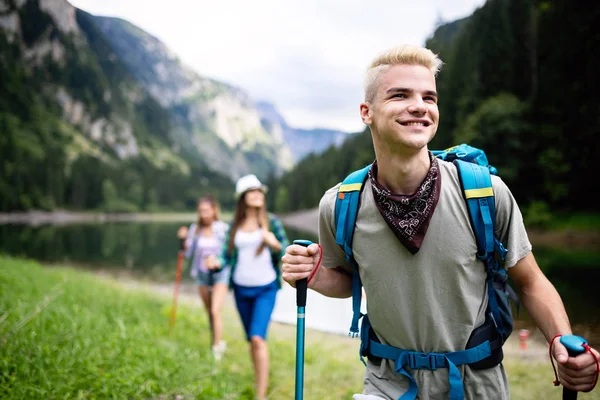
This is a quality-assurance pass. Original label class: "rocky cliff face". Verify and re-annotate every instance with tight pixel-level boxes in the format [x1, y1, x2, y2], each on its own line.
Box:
[92, 16, 294, 180]
[0, 0, 233, 211]
[0, 0, 353, 213]
[1, 0, 161, 164]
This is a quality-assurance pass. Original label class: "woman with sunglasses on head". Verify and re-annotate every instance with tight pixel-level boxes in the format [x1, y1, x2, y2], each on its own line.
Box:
[177, 194, 229, 361]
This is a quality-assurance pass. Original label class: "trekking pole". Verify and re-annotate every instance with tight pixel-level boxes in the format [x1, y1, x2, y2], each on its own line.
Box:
[169, 238, 186, 328]
[560, 335, 588, 400]
[207, 269, 215, 346]
[293, 239, 313, 400]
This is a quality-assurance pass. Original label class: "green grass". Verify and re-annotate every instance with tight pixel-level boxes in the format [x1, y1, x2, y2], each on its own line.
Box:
[1, 256, 599, 399]
[0, 256, 362, 399]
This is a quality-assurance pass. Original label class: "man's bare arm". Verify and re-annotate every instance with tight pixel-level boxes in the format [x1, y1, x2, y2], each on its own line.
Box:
[282, 243, 353, 298]
[309, 264, 353, 298]
[508, 252, 571, 340]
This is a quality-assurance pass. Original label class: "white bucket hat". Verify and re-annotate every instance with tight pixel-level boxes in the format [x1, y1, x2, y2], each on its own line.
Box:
[235, 174, 268, 198]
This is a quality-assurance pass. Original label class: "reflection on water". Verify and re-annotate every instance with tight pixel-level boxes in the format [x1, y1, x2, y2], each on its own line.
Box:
[0, 221, 188, 281]
[0, 221, 598, 346]
[0, 222, 320, 278]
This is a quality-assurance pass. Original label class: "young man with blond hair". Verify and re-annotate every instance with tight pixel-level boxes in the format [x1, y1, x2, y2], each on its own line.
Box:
[281, 44, 599, 399]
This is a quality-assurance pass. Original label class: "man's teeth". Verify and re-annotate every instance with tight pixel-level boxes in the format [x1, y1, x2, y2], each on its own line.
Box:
[404, 122, 425, 126]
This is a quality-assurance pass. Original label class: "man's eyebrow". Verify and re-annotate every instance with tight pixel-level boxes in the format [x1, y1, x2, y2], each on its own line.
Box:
[386, 87, 412, 94]
[385, 87, 438, 97]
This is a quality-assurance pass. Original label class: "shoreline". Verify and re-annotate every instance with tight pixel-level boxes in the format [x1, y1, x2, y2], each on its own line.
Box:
[0, 210, 198, 226]
[2, 208, 599, 249]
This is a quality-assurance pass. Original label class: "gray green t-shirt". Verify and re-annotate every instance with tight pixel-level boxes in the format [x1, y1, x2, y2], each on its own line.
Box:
[318, 159, 532, 400]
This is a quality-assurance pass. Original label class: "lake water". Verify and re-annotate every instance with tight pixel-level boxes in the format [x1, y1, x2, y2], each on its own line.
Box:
[1, 220, 598, 346]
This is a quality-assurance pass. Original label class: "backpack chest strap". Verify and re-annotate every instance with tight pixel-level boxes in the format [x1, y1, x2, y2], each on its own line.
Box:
[369, 339, 493, 400]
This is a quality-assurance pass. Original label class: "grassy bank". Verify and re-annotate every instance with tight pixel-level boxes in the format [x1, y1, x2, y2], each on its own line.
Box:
[0, 256, 362, 399]
[1, 257, 598, 399]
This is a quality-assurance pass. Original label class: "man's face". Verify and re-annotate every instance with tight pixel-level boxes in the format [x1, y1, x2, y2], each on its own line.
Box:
[360, 64, 439, 151]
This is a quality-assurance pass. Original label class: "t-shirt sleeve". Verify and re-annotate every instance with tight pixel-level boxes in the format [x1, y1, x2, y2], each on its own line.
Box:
[318, 184, 353, 273]
[492, 176, 532, 268]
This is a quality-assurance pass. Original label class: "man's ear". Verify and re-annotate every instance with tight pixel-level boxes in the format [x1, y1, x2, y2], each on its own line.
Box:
[360, 102, 372, 125]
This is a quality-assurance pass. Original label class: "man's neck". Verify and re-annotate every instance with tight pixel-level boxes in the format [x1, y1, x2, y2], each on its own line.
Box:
[374, 147, 431, 195]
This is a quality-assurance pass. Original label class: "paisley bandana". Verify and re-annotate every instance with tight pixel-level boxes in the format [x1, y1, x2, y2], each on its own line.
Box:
[368, 153, 441, 254]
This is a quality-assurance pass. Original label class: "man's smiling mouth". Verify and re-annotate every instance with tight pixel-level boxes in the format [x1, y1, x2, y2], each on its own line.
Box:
[399, 120, 431, 127]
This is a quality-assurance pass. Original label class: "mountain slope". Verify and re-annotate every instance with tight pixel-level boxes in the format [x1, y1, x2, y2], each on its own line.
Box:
[256, 101, 351, 162]
[0, 0, 233, 211]
[91, 15, 294, 181]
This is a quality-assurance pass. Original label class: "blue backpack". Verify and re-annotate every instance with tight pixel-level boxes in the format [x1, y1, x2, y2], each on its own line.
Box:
[334, 144, 519, 400]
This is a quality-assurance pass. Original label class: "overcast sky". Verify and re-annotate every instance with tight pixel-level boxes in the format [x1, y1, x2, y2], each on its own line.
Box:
[69, 0, 486, 133]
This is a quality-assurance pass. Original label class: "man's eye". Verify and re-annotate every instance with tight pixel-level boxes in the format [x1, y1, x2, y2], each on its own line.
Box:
[424, 96, 437, 102]
[392, 93, 407, 98]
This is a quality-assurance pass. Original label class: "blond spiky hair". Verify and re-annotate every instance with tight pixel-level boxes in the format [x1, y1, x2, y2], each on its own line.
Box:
[363, 44, 443, 102]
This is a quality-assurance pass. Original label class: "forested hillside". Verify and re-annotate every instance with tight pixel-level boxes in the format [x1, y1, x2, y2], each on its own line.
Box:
[0, 1, 234, 212]
[0, 0, 351, 214]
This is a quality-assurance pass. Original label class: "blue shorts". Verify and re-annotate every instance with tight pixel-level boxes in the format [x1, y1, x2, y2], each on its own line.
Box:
[233, 280, 278, 341]
[196, 267, 231, 287]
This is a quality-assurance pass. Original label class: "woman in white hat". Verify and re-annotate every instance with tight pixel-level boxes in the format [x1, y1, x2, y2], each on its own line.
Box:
[206, 174, 289, 400]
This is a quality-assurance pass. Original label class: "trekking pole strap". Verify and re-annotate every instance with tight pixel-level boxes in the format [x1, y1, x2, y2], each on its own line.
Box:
[549, 334, 599, 396]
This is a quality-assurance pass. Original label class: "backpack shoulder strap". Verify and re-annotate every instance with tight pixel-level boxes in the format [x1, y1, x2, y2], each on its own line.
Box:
[453, 159, 496, 257]
[454, 159, 511, 335]
[334, 163, 371, 338]
[334, 164, 371, 256]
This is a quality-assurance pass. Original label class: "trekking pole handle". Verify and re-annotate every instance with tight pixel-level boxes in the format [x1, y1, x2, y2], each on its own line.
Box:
[560, 335, 588, 400]
[293, 240, 313, 308]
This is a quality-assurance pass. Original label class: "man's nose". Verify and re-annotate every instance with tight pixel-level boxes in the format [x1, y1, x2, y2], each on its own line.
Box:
[407, 97, 427, 114]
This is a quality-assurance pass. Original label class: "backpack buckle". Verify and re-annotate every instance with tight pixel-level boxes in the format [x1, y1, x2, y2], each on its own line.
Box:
[494, 239, 508, 261]
[406, 352, 444, 371]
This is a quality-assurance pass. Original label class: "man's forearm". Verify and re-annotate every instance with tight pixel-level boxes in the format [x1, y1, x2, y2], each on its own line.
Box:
[509, 253, 573, 342]
[520, 275, 572, 342]
[309, 265, 353, 298]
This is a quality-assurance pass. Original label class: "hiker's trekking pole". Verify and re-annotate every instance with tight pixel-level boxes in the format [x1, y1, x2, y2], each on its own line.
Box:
[560, 335, 588, 400]
[293, 239, 313, 400]
[169, 238, 186, 328]
[207, 269, 215, 346]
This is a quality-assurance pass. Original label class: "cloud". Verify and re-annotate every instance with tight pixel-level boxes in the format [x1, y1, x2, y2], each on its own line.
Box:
[69, 0, 485, 132]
